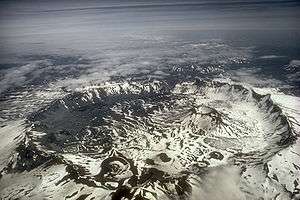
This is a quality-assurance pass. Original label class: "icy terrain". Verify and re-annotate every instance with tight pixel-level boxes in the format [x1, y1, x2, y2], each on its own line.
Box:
[0, 78, 299, 200]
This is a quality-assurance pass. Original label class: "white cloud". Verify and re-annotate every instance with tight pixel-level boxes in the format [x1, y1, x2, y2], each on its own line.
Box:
[191, 166, 246, 200]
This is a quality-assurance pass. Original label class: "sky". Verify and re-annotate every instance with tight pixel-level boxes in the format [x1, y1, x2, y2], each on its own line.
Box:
[0, 0, 299, 59]
[0, 0, 299, 95]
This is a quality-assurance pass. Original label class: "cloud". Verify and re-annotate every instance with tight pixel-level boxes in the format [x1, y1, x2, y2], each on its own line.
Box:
[0, 57, 90, 94]
[0, 62, 41, 94]
[286, 60, 300, 71]
[258, 55, 285, 59]
[226, 67, 284, 88]
[191, 166, 246, 200]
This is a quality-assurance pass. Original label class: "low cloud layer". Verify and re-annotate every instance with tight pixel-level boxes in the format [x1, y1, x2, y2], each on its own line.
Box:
[191, 166, 245, 200]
